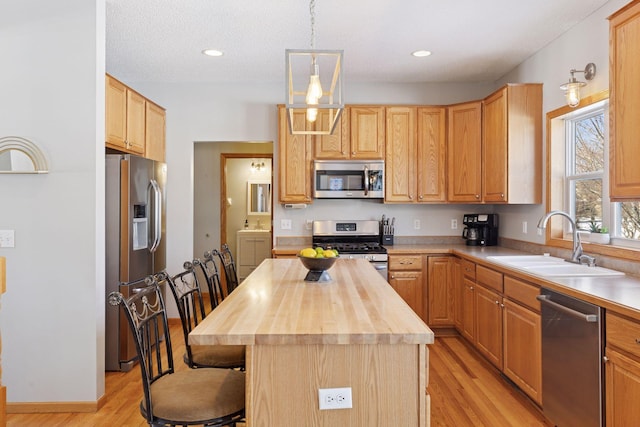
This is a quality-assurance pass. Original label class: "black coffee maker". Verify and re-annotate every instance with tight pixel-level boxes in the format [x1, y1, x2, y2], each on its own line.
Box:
[462, 214, 499, 246]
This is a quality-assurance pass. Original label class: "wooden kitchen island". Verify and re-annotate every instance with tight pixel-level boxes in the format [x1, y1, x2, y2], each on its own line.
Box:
[189, 258, 434, 426]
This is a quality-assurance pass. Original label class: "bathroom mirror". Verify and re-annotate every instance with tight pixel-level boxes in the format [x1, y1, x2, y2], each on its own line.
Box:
[247, 180, 271, 215]
[0, 136, 49, 173]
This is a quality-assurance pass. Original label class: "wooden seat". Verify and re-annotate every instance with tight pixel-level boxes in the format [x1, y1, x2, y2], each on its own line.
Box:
[107, 275, 245, 426]
[214, 244, 240, 297]
[193, 250, 226, 311]
[163, 265, 245, 370]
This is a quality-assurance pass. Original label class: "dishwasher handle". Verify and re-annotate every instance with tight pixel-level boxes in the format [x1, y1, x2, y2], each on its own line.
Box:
[536, 294, 598, 322]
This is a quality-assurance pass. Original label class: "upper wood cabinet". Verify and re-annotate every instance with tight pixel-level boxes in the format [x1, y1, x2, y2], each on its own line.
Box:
[385, 107, 446, 203]
[385, 107, 416, 202]
[145, 101, 166, 163]
[106, 75, 144, 155]
[278, 106, 313, 203]
[313, 110, 349, 159]
[417, 107, 447, 202]
[482, 84, 542, 204]
[447, 101, 482, 202]
[349, 106, 385, 159]
[106, 74, 166, 161]
[609, 0, 640, 200]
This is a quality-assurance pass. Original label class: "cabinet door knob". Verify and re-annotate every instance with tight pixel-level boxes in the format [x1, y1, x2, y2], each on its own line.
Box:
[500, 193, 505, 199]
[603, 356, 609, 363]
[475, 194, 480, 199]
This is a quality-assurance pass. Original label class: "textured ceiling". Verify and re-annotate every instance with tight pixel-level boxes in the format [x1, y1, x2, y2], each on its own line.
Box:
[106, 0, 610, 84]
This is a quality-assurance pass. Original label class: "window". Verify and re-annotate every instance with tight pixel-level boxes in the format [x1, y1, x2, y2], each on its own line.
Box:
[566, 105, 606, 232]
[548, 92, 640, 257]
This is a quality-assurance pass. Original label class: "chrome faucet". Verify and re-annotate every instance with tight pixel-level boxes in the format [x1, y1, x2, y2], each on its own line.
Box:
[537, 210, 584, 264]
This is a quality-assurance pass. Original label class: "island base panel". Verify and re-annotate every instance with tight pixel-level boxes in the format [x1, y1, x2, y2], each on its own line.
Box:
[246, 343, 429, 426]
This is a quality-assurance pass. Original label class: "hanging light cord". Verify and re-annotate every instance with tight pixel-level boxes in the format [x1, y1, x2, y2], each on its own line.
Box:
[310, 0, 316, 50]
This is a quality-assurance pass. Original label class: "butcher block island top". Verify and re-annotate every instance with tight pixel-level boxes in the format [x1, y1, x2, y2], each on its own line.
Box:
[189, 258, 434, 346]
[189, 258, 434, 427]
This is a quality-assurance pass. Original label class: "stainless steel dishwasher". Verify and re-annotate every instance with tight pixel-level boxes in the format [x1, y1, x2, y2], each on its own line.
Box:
[537, 288, 603, 427]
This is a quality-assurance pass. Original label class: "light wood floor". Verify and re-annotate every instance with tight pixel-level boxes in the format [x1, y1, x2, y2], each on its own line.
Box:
[7, 326, 550, 427]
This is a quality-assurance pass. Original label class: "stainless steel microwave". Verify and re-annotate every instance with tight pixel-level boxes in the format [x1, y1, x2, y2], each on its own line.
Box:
[313, 160, 384, 199]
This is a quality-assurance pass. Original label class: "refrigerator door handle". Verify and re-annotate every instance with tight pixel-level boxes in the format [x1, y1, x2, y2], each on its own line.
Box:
[148, 179, 162, 253]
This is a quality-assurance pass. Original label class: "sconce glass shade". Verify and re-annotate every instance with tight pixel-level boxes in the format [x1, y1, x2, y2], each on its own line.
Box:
[286, 49, 344, 135]
[561, 80, 586, 107]
[559, 63, 596, 108]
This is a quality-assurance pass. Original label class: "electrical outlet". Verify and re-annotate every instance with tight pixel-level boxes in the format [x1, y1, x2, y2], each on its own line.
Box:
[280, 219, 292, 230]
[522, 221, 528, 234]
[319, 387, 353, 410]
[0, 230, 15, 248]
[414, 219, 421, 230]
[451, 219, 458, 230]
[537, 228, 543, 236]
[305, 219, 313, 230]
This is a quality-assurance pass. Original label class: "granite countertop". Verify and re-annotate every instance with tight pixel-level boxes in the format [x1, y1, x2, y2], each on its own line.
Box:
[189, 258, 434, 346]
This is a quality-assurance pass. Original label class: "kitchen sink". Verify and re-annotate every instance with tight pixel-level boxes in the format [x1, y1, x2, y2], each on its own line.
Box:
[486, 255, 624, 277]
[486, 255, 565, 267]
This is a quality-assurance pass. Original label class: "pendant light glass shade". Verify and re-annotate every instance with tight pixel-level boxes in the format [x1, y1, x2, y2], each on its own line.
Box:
[286, 49, 344, 135]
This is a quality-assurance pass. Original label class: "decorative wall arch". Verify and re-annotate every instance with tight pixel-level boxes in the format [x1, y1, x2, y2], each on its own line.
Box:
[0, 136, 49, 173]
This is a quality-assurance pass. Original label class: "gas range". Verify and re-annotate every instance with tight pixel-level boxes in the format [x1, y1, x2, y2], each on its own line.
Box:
[312, 220, 388, 261]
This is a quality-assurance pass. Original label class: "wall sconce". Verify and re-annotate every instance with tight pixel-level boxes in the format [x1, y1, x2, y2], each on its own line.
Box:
[251, 161, 265, 172]
[560, 63, 596, 107]
[285, 0, 344, 135]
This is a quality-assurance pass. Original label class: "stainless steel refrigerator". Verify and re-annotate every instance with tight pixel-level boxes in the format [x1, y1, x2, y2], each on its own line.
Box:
[105, 154, 167, 371]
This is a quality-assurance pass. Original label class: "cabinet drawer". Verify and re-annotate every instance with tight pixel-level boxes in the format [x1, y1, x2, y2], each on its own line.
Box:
[476, 265, 503, 293]
[461, 259, 476, 279]
[607, 312, 640, 359]
[504, 276, 540, 311]
[388, 255, 423, 271]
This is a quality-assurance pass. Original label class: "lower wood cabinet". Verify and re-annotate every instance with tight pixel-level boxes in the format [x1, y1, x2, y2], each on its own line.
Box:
[502, 276, 542, 405]
[453, 258, 542, 405]
[475, 284, 503, 369]
[503, 298, 541, 405]
[388, 254, 424, 319]
[426, 256, 454, 326]
[605, 312, 640, 426]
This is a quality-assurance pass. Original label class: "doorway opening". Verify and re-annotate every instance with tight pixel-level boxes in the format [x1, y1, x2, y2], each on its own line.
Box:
[193, 142, 273, 265]
[220, 153, 273, 255]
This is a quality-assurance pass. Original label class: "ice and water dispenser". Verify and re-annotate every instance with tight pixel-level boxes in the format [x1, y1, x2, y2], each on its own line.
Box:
[132, 204, 148, 250]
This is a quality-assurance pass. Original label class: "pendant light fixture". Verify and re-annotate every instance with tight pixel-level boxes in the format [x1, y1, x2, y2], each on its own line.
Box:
[285, 0, 343, 135]
[560, 63, 596, 107]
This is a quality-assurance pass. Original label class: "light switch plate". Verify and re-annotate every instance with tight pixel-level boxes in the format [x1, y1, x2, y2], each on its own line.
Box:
[0, 230, 15, 248]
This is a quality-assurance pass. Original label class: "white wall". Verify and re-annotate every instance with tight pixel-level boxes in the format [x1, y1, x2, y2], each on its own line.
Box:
[0, 0, 105, 403]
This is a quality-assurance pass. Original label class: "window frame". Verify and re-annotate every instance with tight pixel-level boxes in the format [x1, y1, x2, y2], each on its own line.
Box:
[545, 90, 640, 262]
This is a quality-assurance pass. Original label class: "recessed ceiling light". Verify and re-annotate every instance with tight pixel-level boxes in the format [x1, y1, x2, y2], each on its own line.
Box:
[412, 50, 432, 58]
[202, 49, 224, 57]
